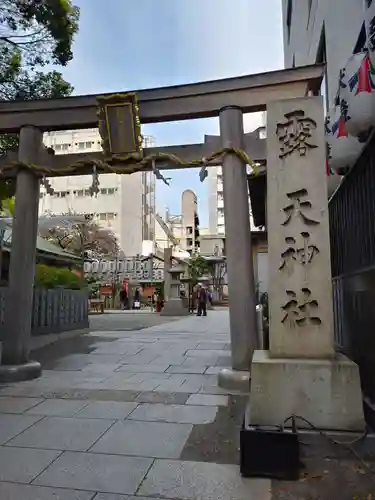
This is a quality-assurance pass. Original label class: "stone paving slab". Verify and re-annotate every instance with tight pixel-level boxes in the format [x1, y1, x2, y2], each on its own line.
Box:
[196, 342, 228, 350]
[134, 391, 190, 405]
[91, 345, 142, 356]
[75, 401, 138, 419]
[204, 366, 224, 375]
[34, 451, 153, 495]
[25, 399, 90, 417]
[116, 363, 171, 373]
[0, 446, 61, 483]
[90, 420, 192, 458]
[94, 495, 170, 500]
[166, 365, 207, 374]
[138, 459, 271, 500]
[125, 372, 171, 383]
[0, 396, 44, 414]
[129, 403, 217, 424]
[0, 482, 95, 500]
[52, 358, 91, 371]
[181, 357, 218, 367]
[186, 349, 228, 358]
[80, 364, 124, 375]
[86, 354, 126, 364]
[8, 416, 115, 451]
[0, 413, 42, 444]
[186, 394, 229, 407]
[119, 353, 158, 365]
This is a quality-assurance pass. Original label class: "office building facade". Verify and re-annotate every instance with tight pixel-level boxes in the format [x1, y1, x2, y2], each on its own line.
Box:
[207, 113, 266, 235]
[41, 130, 156, 256]
[282, 0, 375, 112]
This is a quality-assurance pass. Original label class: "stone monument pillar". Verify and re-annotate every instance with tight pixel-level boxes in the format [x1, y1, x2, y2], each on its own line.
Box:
[217, 106, 258, 392]
[249, 97, 365, 430]
[160, 264, 188, 316]
[163, 247, 172, 301]
[0, 126, 43, 381]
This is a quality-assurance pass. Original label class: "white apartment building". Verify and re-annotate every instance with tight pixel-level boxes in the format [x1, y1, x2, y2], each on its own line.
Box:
[282, 0, 375, 112]
[207, 112, 266, 235]
[41, 130, 156, 256]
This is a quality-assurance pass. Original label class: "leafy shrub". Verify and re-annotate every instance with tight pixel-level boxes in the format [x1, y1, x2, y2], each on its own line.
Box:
[34, 264, 84, 289]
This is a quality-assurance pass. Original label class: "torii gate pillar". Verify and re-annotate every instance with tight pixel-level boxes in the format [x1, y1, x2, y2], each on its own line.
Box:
[0, 126, 42, 382]
[218, 106, 258, 392]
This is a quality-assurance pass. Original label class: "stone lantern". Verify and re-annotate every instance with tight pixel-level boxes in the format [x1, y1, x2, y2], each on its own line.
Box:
[160, 264, 189, 316]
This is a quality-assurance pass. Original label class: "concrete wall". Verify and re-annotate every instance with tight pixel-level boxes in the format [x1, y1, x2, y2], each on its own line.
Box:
[181, 189, 198, 253]
[282, 0, 365, 109]
[281, 0, 367, 195]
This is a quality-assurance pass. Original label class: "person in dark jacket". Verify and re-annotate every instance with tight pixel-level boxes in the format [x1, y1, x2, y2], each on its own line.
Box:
[196, 283, 208, 317]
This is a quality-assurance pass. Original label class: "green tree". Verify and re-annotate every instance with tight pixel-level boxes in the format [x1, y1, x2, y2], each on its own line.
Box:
[0, 0, 80, 79]
[187, 255, 209, 284]
[0, 0, 80, 201]
[0, 197, 15, 217]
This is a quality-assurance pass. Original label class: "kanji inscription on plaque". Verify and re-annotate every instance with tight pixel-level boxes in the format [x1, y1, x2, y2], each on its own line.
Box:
[276, 110, 317, 158]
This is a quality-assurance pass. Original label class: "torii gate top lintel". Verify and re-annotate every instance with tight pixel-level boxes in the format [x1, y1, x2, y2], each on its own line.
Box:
[0, 64, 324, 133]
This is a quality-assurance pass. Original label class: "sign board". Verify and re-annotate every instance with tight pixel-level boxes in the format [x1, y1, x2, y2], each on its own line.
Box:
[97, 92, 142, 163]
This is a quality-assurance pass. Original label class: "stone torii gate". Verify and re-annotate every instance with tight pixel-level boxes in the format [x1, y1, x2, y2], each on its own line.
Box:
[0, 64, 324, 383]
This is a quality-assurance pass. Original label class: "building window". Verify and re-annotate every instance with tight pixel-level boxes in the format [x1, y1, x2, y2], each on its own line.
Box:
[286, 0, 293, 43]
[55, 143, 69, 151]
[53, 191, 70, 198]
[85, 141, 92, 149]
[78, 142, 85, 150]
[100, 187, 118, 195]
[98, 212, 117, 221]
[76, 190, 84, 197]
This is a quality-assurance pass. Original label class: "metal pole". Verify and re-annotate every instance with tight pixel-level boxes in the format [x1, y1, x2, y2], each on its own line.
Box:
[219, 106, 258, 372]
[2, 126, 42, 375]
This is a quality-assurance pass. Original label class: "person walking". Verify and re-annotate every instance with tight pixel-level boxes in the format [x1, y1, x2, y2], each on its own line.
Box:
[196, 283, 208, 317]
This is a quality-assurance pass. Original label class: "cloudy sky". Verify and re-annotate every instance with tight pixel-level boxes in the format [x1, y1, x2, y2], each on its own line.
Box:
[60, 0, 284, 226]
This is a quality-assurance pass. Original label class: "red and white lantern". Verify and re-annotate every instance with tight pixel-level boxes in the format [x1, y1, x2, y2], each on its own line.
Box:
[340, 51, 375, 141]
[325, 104, 363, 176]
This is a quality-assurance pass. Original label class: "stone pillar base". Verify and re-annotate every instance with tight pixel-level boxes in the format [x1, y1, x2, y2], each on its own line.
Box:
[0, 360, 41, 383]
[249, 350, 365, 431]
[160, 299, 189, 317]
[218, 368, 250, 393]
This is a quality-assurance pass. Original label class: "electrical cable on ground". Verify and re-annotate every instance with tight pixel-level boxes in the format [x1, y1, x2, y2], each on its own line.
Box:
[283, 414, 375, 478]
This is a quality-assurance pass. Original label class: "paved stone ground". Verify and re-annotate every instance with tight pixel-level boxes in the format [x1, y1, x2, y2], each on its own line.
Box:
[0, 310, 271, 499]
[0, 310, 374, 499]
[89, 311, 181, 332]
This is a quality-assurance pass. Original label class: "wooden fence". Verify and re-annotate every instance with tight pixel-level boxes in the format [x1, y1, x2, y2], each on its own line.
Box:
[0, 288, 89, 336]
